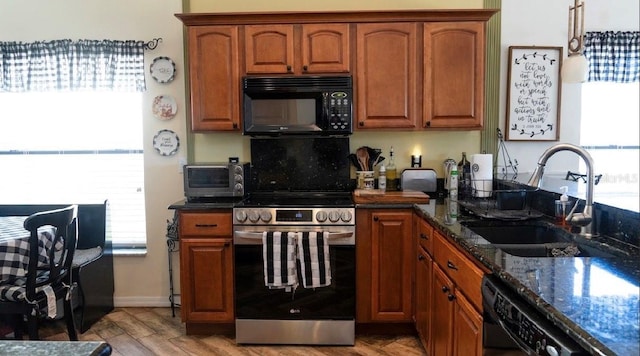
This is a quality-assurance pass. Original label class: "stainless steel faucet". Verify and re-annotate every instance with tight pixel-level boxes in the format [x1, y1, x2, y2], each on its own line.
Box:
[527, 143, 598, 237]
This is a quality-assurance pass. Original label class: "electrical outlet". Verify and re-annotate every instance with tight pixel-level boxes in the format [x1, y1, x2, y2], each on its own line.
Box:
[178, 157, 187, 174]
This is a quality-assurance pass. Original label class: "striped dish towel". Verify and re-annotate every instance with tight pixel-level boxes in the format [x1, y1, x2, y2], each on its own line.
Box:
[297, 231, 331, 288]
[262, 231, 298, 289]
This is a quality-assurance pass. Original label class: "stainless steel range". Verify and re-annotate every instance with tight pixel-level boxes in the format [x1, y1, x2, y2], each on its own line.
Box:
[233, 136, 356, 345]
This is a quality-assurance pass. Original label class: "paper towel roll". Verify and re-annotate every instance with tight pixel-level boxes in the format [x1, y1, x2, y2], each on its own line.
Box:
[471, 154, 493, 197]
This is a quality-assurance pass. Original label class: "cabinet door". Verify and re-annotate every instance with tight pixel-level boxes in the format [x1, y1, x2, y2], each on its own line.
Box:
[356, 23, 419, 129]
[453, 289, 483, 356]
[245, 24, 295, 74]
[415, 246, 433, 354]
[180, 238, 234, 322]
[432, 263, 455, 356]
[301, 24, 350, 73]
[187, 26, 240, 131]
[423, 22, 485, 129]
[369, 210, 414, 321]
[433, 230, 485, 311]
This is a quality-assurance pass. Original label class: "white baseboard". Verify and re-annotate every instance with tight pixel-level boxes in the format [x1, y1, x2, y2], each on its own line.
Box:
[114, 295, 181, 308]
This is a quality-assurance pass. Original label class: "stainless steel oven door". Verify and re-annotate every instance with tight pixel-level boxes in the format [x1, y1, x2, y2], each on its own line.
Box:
[233, 226, 355, 345]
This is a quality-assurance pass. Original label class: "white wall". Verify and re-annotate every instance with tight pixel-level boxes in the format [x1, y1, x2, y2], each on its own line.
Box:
[499, 0, 639, 174]
[1, 0, 637, 305]
[0, 0, 187, 306]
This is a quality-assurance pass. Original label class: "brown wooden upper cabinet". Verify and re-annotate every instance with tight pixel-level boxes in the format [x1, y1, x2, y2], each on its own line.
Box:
[244, 24, 350, 74]
[176, 10, 496, 132]
[356, 23, 419, 130]
[187, 25, 241, 132]
[423, 22, 486, 129]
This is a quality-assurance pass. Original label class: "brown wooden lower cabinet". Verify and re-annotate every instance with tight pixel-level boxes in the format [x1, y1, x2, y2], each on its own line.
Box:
[453, 288, 483, 356]
[179, 211, 234, 325]
[415, 216, 485, 356]
[415, 246, 433, 353]
[356, 209, 414, 323]
[432, 263, 456, 355]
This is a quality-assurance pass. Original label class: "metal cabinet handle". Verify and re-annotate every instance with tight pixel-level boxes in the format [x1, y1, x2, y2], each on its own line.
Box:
[302, 65, 308, 72]
[447, 294, 455, 301]
[420, 233, 428, 240]
[359, 121, 365, 127]
[418, 254, 425, 261]
[286, 65, 292, 72]
[373, 216, 379, 221]
[447, 261, 458, 270]
[425, 121, 431, 127]
[195, 224, 218, 228]
[441, 286, 449, 293]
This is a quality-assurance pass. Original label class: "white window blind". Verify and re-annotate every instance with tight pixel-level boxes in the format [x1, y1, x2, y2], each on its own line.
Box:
[0, 91, 146, 248]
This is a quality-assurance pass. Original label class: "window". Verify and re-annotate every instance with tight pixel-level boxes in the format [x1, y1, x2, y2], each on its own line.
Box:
[0, 39, 148, 250]
[579, 31, 639, 210]
[0, 91, 146, 248]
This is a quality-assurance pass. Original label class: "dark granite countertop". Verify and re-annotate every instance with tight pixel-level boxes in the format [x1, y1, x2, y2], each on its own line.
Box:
[167, 193, 639, 355]
[414, 200, 640, 356]
[168, 198, 239, 210]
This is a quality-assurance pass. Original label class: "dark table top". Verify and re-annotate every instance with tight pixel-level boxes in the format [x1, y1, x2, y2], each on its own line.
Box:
[0, 340, 111, 355]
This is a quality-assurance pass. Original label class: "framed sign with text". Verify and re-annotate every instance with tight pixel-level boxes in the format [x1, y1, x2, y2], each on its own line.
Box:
[505, 46, 562, 141]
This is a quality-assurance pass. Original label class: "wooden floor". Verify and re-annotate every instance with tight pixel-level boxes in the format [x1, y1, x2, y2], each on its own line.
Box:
[36, 308, 427, 356]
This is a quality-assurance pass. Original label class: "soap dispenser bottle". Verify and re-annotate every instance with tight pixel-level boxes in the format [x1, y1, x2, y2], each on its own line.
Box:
[555, 186, 570, 227]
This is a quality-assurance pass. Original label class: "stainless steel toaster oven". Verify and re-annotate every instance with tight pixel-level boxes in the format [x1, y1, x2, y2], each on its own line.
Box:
[183, 163, 249, 199]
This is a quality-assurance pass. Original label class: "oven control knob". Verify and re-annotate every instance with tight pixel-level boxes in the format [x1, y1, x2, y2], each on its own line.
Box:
[328, 211, 341, 222]
[248, 210, 261, 223]
[235, 210, 247, 223]
[545, 345, 559, 356]
[260, 211, 272, 222]
[316, 211, 328, 223]
[341, 210, 353, 222]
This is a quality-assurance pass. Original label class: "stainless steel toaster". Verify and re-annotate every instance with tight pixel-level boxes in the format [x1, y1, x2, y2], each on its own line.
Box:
[400, 168, 437, 193]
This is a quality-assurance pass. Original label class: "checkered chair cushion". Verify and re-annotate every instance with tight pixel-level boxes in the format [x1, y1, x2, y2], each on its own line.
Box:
[0, 270, 59, 302]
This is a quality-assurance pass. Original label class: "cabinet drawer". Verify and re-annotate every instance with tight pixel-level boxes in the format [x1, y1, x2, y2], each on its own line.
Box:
[180, 212, 232, 237]
[433, 231, 484, 311]
[416, 217, 434, 255]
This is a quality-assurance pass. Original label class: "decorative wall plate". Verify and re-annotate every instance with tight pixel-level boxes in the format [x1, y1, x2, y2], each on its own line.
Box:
[152, 95, 177, 120]
[152, 129, 179, 156]
[150, 56, 176, 83]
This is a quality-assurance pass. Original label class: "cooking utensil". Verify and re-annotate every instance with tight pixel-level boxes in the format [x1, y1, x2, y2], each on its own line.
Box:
[366, 147, 385, 169]
[356, 147, 370, 171]
[348, 154, 360, 170]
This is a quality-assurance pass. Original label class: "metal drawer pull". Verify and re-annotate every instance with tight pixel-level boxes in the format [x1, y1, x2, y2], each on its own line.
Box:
[195, 224, 218, 228]
[234, 231, 354, 240]
[420, 233, 428, 240]
[447, 261, 458, 270]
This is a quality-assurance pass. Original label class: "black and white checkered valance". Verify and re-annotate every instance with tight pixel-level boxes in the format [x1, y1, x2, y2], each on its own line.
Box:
[584, 31, 640, 83]
[0, 39, 146, 92]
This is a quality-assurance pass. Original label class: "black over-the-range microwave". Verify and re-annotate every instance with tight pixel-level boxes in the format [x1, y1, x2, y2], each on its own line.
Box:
[242, 75, 353, 135]
[183, 163, 249, 199]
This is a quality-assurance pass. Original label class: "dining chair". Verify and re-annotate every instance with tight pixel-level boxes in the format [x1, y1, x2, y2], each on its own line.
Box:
[0, 205, 79, 340]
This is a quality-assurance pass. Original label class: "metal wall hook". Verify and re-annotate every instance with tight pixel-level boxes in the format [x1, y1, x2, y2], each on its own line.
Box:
[145, 38, 163, 50]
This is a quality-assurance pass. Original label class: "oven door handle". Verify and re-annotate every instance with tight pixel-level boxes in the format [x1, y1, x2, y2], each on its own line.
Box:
[234, 231, 354, 240]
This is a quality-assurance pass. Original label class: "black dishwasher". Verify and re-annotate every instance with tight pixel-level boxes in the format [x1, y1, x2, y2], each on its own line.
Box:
[482, 275, 589, 355]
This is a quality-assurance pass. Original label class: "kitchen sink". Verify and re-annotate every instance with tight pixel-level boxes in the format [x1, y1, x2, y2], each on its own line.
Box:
[461, 220, 617, 258]
[460, 222, 571, 245]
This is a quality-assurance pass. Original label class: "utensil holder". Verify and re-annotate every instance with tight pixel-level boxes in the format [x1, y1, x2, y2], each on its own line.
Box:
[356, 171, 375, 190]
